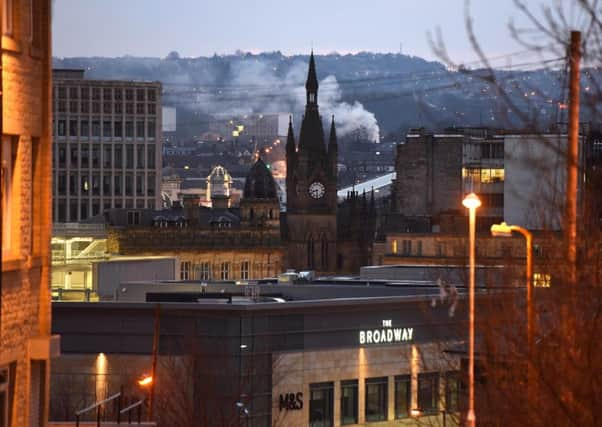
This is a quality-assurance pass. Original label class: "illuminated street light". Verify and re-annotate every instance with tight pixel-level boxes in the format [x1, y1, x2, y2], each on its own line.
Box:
[462, 192, 481, 427]
[490, 221, 534, 415]
[137, 375, 153, 387]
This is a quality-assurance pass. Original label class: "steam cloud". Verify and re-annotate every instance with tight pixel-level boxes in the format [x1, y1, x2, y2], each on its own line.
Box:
[182, 58, 380, 142]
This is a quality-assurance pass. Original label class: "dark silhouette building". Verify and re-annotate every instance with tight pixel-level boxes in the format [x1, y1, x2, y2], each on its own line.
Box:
[286, 52, 338, 273]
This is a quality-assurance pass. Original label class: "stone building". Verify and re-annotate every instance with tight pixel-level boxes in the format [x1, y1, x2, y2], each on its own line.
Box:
[1, 1, 60, 426]
[106, 159, 284, 281]
[52, 69, 163, 222]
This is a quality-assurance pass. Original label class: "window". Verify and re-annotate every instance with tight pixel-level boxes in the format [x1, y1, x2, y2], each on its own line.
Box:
[125, 121, 134, 138]
[126, 145, 134, 169]
[69, 87, 78, 99]
[103, 88, 112, 100]
[125, 89, 133, 101]
[446, 372, 461, 413]
[147, 120, 155, 138]
[1, 136, 17, 256]
[92, 88, 100, 100]
[136, 121, 145, 139]
[220, 262, 230, 280]
[147, 174, 155, 196]
[136, 145, 145, 168]
[103, 102, 112, 114]
[0, 364, 16, 427]
[126, 103, 134, 115]
[240, 261, 249, 280]
[57, 174, 66, 196]
[69, 120, 78, 137]
[81, 145, 89, 168]
[81, 120, 89, 138]
[180, 261, 191, 280]
[69, 101, 78, 114]
[365, 377, 387, 422]
[114, 121, 122, 138]
[395, 375, 411, 419]
[136, 89, 145, 101]
[197, 262, 211, 280]
[57, 101, 66, 113]
[136, 175, 144, 196]
[480, 168, 505, 183]
[310, 382, 333, 427]
[127, 210, 141, 225]
[402, 240, 412, 255]
[115, 88, 122, 100]
[70, 145, 78, 168]
[136, 103, 145, 115]
[92, 145, 100, 169]
[80, 201, 88, 220]
[69, 174, 77, 196]
[148, 89, 156, 102]
[392, 239, 397, 254]
[148, 103, 156, 115]
[58, 145, 66, 168]
[103, 146, 111, 168]
[417, 240, 423, 256]
[115, 102, 123, 114]
[81, 175, 89, 193]
[2, 0, 13, 35]
[57, 120, 66, 136]
[81, 87, 89, 100]
[418, 373, 439, 414]
[102, 175, 111, 196]
[81, 100, 89, 114]
[125, 175, 133, 196]
[114, 175, 122, 196]
[340, 380, 358, 425]
[92, 120, 100, 137]
[103, 121, 112, 138]
[534, 273, 552, 288]
[92, 175, 100, 195]
[147, 146, 155, 169]
[114, 145, 123, 168]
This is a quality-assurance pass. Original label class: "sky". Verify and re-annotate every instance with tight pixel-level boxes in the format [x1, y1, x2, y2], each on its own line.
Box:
[53, 0, 557, 62]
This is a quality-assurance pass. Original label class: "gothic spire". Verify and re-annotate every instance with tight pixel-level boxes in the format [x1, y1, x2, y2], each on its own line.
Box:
[329, 115, 337, 148]
[286, 116, 296, 154]
[305, 50, 318, 95]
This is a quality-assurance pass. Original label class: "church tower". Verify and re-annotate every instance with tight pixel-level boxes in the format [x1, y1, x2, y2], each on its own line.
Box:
[286, 52, 338, 273]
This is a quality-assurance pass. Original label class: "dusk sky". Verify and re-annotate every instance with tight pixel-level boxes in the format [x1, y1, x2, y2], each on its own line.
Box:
[52, 0, 558, 62]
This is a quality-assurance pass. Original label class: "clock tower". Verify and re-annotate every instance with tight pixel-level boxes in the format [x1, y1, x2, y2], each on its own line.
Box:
[286, 52, 338, 273]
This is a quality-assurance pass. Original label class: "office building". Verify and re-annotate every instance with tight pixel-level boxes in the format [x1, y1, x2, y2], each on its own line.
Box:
[52, 69, 162, 222]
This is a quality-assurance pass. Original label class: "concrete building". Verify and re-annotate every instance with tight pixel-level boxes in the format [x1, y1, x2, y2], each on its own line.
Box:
[52, 69, 162, 222]
[50, 281, 468, 426]
[1, 1, 60, 426]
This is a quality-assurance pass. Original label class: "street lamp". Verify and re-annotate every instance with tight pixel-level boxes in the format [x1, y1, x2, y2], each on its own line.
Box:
[462, 192, 481, 427]
[490, 221, 534, 416]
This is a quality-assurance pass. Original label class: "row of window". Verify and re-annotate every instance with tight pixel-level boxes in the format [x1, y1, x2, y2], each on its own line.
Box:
[462, 168, 505, 184]
[56, 100, 157, 116]
[55, 198, 156, 222]
[180, 261, 251, 281]
[56, 144, 156, 170]
[309, 372, 461, 427]
[56, 86, 157, 102]
[55, 174, 156, 197]
[55, 119, 156, 139]
[391, 239, 423, 256]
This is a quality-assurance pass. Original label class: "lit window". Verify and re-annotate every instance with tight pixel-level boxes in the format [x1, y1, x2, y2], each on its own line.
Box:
[240, 261, 249, 280]
[534, 273, 551, 288]
[2, 136, 18, 257]
[480, 168, 505, 183]
[180, 261, 191, 280]
[391, 240, 398, 254]
[220, 262, 230, 280]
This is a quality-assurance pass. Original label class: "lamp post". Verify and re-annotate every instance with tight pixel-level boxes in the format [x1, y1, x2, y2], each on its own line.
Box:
[462, 192, 481, 427]
[490, 221, 534, 417]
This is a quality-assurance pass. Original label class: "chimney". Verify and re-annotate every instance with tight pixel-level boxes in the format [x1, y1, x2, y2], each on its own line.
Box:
[182, 194, 201, 224]
[211, 194, 230, 209]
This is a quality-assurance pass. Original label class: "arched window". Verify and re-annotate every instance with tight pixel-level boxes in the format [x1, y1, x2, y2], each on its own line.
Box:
[321, 237, 328, 270]
[307, 237, 314, 269]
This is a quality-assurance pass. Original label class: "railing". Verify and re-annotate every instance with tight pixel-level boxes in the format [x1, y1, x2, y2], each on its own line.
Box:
[75, 392, 121, 427]
[118, 399, 145, 425]
[53, 223, 106, 233]
[74, 391, 146, 426]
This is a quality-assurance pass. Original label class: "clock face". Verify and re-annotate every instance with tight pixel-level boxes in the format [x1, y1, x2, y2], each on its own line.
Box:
[308, 181, 325, 199]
